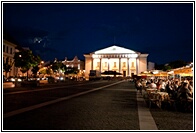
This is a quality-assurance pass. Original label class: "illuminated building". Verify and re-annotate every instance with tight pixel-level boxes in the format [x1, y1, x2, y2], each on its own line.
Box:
[62, 56, 84, 71]
[84, 45, 148, 78]
[3, 40, 18, 77]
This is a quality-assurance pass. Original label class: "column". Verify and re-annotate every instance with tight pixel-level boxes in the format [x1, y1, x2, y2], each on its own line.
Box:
[99, 58, 102, 72]
[136, 58, 139, 75]
[127, 58, 130, 76]
[108, 58, 110, 71]
[119, 58, 121, 73]
[91, 58, 94, 70]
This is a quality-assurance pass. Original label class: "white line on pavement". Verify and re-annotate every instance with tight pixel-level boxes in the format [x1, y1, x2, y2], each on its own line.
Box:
[137, 91, 158, 130]
[4, 80, 109, 95]
[4, 80, 125, 118]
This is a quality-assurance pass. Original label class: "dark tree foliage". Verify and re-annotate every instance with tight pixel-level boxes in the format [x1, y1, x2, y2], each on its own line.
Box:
[31, 65, 40, 77]
[14, 49, 41, 78]
[51, 61, 64, 73]
[169, 60, 187, 69]
[155, 60, 188, 70]
[64, 67, 78, 74]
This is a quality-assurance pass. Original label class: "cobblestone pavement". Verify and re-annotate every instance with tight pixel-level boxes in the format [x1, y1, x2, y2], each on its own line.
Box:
[3, 81, 139, 130]
[150, 107, 193, 130]
[141, 89, 193, 131]
[3, 81, 194, 131]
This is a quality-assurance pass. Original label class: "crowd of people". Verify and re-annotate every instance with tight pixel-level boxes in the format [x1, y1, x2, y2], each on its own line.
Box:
[135, 77, 193, 111]
[135, 77, 193, 100]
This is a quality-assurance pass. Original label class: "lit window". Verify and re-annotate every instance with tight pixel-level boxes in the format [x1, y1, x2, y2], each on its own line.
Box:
[97, 62, 100, 67]
[132, 62, 134, 67]
[123, 62, 126, 67]
[78, 64, 80, 70]
[114, 62, 116, 67]
[105, 62, 107, 67]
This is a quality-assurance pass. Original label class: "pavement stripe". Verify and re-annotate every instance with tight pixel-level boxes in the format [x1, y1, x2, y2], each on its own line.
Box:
[4, 80, 125, 118]
[137, 91, 158, 130]
[4, 81, 109, 95]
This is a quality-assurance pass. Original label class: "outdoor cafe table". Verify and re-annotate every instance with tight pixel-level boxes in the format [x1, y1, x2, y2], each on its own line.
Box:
[146, 88, 157, 94]
[148, 92, 170, 108]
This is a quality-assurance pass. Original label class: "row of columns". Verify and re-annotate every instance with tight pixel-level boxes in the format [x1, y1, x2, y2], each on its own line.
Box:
[91, 58, 138, 76]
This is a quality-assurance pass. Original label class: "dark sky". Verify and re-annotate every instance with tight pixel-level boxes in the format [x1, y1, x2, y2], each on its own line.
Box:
[3, 2, 193, 64]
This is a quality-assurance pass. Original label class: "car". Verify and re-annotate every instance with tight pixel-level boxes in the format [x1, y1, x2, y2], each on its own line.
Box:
[46, 76, 57, 83]
[55, 76, 65, 82]
[6, 76, 22, 82]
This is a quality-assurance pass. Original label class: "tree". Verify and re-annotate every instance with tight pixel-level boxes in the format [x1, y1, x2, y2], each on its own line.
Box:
[168, 60, 187, 69]
[50, 60, 65, 74]
[31, 65, 40, 78]
[162, 65, 172, 71]
[39, 67, 52, 75]
[65, 67, 78, 75]
[14, 49, 41, 79]
[155, 60, 188, 70]
[3, 57, 14, 77]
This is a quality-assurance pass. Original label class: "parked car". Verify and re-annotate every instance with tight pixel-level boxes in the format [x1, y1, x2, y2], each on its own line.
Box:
[55, 76, 65, 82]
[46, 76, 57, 83]
[6, 76, 22, 82]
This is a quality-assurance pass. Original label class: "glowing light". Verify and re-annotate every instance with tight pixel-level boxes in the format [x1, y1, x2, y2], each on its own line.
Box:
[17, 79, 22, 82]
[10, 78, 15, 82]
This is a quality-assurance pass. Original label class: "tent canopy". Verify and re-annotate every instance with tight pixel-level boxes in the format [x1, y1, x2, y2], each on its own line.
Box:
[174, 67, 192, 74]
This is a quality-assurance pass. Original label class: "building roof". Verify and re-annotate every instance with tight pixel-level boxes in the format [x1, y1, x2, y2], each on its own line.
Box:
[92, 45, 139, 54]
[3, 40, 17, 47]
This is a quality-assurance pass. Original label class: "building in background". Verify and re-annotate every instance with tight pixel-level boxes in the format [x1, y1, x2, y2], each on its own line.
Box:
[84, 45, 148, 79]
[148, 61, 155, 71]
[3, 40, 18, 77]
[62, 56, 84, 71]
[3, 40, 35, 78]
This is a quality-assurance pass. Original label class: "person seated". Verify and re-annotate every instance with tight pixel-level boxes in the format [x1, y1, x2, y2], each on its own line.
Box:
[166, 81, 173, 96]
[178, 82, 192, 100]
[150, 80, 157, 89]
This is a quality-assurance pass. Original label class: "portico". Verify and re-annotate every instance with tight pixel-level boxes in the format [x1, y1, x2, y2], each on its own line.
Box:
[84, 45, 148, 78]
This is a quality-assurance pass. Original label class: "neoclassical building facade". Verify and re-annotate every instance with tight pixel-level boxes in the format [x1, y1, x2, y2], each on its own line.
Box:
[84, 45, 148, 78]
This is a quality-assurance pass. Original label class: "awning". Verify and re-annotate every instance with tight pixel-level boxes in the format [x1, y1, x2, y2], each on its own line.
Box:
[174, 67, 192, 74]
[153, 72, 168, 77]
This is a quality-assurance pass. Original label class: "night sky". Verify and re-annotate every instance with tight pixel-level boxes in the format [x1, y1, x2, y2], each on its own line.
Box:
[3, 2, 193, 64]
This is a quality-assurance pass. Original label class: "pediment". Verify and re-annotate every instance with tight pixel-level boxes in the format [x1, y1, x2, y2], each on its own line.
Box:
[94, 45, 137, 54]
